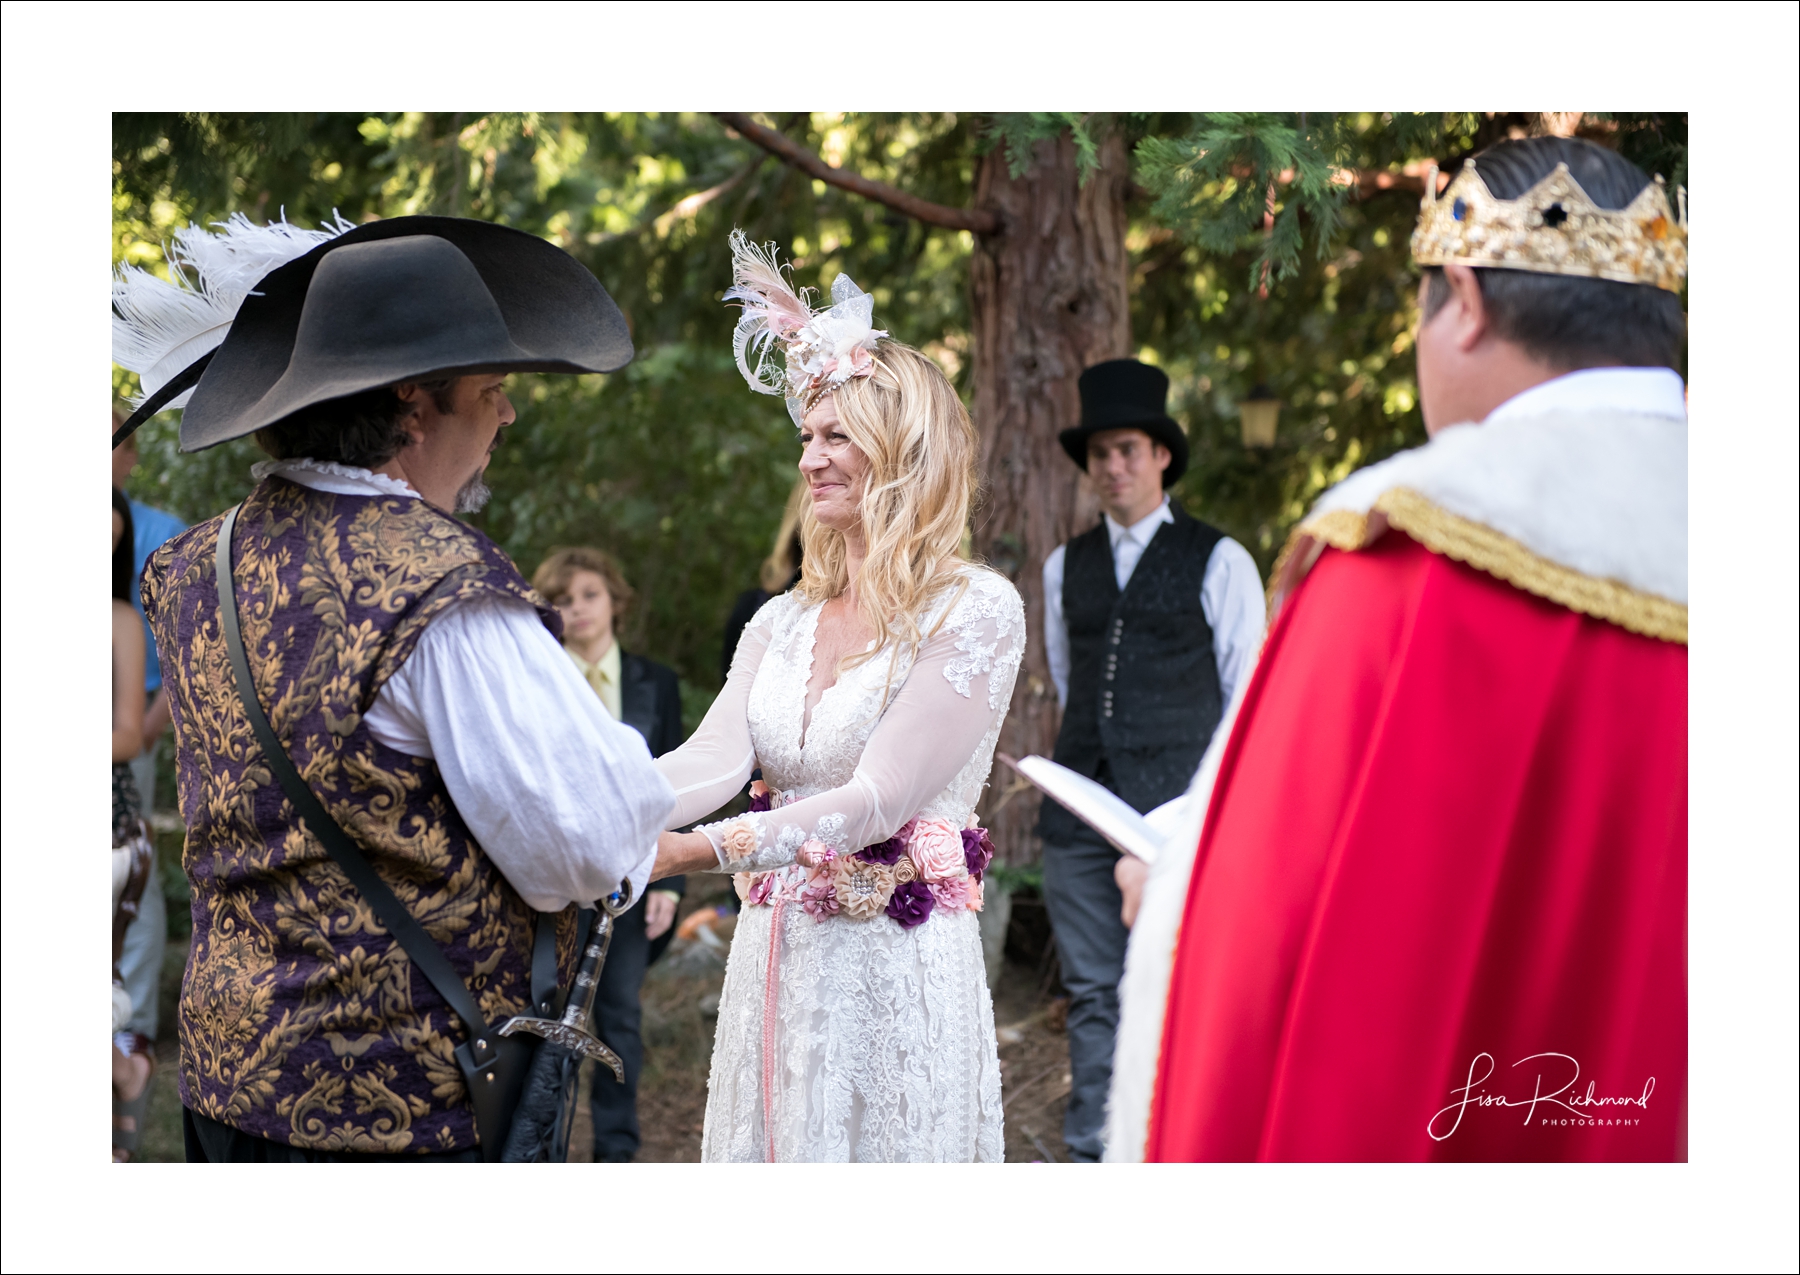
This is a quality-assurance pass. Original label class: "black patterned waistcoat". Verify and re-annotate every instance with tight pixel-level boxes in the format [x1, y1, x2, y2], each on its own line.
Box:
[142, 477, 580, 1153]
[1038, 504, 1225, 845]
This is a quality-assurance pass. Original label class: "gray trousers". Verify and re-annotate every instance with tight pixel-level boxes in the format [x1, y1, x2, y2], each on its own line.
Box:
[1040, 838, 1129, 1162]
[120, 745, 167, 1041]
[588, 896, 650, 1162]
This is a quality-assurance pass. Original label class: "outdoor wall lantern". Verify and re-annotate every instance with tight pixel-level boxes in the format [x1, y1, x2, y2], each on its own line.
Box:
[1239, 385, 1280, 449]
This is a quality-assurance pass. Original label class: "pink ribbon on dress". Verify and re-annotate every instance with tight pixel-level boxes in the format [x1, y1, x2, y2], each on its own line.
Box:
[761, 893, 787, 1163]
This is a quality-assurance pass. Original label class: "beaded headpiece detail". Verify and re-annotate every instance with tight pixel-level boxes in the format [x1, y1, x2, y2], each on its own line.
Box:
[724, 229, 888, 425]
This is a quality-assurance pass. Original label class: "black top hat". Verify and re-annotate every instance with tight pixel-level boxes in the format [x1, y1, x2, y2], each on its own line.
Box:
[148, 216, 633, 453]
[1058, 359, 1188, 487]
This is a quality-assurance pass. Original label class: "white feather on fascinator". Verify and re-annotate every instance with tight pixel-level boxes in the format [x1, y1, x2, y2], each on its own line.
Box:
[723, 228, 887, 425]
[113, 212, 355, 409]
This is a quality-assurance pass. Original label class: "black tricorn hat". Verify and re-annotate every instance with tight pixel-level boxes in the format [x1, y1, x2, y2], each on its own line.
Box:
[1058, 359, 1188, 487]
[123, 216, 633, 452]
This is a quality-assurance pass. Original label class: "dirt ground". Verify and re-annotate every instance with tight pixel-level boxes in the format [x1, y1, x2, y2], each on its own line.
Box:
[134, 879, 1078, 1164]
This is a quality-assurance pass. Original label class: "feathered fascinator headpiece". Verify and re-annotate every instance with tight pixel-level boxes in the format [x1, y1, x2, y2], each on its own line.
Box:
[113, 212, 355, 410]
[723, 228, 888, 425]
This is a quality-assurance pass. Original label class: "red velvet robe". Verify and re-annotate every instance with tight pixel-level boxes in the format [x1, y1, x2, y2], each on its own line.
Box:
[1147, 534, 1686, 1161]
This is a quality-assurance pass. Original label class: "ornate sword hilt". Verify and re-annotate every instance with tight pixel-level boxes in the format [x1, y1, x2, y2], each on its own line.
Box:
[497, 882, 634, 1083]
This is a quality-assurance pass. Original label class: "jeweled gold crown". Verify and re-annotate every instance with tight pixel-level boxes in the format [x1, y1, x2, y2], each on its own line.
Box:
[1412, 160, 1687, 293]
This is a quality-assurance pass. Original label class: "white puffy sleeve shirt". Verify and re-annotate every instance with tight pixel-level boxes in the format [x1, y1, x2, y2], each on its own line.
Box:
[263, 460, 675, 911]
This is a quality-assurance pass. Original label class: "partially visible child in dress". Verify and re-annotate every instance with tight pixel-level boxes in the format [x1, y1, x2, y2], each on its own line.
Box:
[533, 546, 686, 1161]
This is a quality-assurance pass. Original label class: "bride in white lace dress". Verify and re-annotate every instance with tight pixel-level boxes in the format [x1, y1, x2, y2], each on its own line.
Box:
[648, 239, 1024, 1161]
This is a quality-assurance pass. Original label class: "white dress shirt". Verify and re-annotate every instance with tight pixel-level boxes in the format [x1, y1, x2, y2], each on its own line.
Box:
[255, 459, 674, 912]
[1041, 497, 1264, 747]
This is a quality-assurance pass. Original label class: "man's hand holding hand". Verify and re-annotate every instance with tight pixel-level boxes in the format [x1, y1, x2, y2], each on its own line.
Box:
[652, 830, 717, 881]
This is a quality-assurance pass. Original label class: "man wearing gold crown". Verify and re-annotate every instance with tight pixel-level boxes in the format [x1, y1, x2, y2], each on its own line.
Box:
[1104, 135, 1688, 1161]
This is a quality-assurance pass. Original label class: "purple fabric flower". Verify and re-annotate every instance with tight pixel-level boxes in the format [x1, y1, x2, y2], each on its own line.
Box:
[857, 835, 906, 865]
[885, 879, 936, 929]
[961, 827, 995, 880]
[749, 788, 773, 813]
[859, 817, 917, 864]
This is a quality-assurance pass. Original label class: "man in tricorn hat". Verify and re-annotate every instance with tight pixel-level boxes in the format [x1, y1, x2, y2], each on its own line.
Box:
[1035, 358, 1266, 1162]
[1107, 136, 1688, 1161]
[132, 217, 676, 1161]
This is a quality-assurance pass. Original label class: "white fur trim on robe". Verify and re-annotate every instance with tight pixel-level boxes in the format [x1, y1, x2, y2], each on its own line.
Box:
[1311, 408, 1687, 605]
[1102, 669, 1251, 1162]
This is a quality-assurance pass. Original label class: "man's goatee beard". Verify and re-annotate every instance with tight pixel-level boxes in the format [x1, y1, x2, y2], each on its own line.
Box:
[454, 475, 492, 514]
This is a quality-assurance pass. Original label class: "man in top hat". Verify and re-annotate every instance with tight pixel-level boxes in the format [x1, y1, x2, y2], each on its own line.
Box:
[133, 217, 677, 1160]
[1106, 136, 1688, 1161]
[1036, 358, 1266, 1162]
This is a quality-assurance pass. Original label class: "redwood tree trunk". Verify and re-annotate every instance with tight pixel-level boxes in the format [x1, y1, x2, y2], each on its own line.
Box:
[969, 131, 1131, 867]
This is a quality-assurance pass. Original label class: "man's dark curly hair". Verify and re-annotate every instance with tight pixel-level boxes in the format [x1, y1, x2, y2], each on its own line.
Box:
[254, 377, 458, 468]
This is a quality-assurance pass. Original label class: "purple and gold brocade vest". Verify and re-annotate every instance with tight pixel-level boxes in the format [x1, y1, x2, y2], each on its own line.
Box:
[142, 477, 579, 1153]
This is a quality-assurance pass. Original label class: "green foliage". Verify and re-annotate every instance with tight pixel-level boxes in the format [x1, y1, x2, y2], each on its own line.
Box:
[1136, 179, 1430, 565]
[114, 110, 1687, 693]
[1600, 112, 1688, 193]
[1128, 111, 1686, 568]
[1135, 113, 1483, 288]
[114, 112, 977, 696]
[982, 113, 1100, 182]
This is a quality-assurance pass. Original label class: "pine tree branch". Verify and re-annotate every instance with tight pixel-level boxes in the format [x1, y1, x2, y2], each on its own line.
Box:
[714, 112, 999, 236]
[651, 154, 767, 235]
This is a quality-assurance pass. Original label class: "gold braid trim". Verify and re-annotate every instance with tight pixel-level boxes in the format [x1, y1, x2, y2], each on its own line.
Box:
[1300, 509, 1374, 553]
[1295, 486, 1687, 645]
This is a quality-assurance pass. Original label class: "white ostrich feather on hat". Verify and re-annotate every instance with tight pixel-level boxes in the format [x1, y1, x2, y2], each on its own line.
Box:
[722, 228, 886, 425]
[112, 211, 355, 409]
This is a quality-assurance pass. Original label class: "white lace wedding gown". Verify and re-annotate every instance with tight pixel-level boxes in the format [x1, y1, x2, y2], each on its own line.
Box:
[654, 565, 1025, 1161]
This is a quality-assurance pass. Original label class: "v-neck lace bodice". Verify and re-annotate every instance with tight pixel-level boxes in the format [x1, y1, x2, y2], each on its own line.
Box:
[658, 565, 1026, 868]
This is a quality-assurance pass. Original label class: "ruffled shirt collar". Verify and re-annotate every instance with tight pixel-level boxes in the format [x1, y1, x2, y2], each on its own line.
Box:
[250, 457, 421, 500]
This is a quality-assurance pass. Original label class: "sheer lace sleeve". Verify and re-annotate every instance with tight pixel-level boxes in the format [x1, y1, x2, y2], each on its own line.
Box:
[702, 572, 1025, 873]
[652, 597, 776, 828]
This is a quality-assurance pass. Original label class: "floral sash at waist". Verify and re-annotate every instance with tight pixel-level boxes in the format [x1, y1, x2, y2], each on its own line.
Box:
[732, 784, 996, 930]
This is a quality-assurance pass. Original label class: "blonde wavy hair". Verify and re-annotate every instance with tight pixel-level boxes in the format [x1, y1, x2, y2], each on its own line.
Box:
[796, 340, 978, 673]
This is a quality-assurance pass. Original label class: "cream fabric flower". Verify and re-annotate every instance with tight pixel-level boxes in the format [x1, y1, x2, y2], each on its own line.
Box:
[721, 822, 759, 862]
[893, 856, 918, 884]
[832, 858, 896, 921]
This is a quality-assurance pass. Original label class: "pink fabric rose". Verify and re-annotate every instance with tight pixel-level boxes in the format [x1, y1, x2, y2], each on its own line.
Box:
[743, 873, 776, 907]
[800, 877, 840, 921]
[928, 876, 971, 913]
[908, 819, 967, 882]
[795, 839, 835, 870]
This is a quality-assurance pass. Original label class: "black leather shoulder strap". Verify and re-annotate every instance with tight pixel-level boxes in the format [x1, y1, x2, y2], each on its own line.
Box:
[214, 502, 499, 1042]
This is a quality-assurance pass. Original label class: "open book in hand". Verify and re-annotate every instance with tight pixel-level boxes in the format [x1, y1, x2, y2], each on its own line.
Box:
[1000, 754, 1177, 866]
